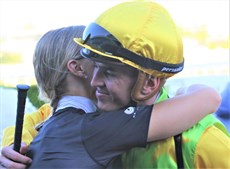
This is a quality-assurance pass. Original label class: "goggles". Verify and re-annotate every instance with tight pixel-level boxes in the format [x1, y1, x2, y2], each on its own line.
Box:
[77, 22, 184, 74]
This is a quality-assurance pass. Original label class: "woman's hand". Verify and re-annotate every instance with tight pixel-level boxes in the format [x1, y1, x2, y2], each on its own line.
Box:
[0, 143, 32, 169]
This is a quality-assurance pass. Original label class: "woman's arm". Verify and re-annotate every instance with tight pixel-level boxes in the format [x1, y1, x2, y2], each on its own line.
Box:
[148, 84, 221, 141]
[1, 103, 52, 147]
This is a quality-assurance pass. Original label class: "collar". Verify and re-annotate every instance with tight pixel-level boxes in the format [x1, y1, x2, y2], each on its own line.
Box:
[56, 96, 97, 113]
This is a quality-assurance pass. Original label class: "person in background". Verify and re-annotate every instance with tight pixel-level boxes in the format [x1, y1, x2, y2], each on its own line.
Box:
[215, 82, 230, 132]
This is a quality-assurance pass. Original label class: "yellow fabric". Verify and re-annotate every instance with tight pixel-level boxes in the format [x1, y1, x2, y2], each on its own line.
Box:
[121, 92, 230, 169]
[194, 126, 230, 168]
[1, 103, 52, 147]
[122, 116, 230, 169]
[74, 1, 183, 78]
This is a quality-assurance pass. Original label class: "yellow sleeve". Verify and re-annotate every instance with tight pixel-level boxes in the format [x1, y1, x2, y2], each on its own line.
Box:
[1, 103, 52, 147]
[194, 126, 230, 168]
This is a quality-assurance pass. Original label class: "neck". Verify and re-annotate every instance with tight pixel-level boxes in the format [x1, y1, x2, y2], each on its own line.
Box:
[137, 91, 161, 106]
[65, 74, 92, 98]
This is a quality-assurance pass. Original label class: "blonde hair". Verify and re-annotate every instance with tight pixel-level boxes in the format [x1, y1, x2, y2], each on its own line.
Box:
[33, 25, 85, 108]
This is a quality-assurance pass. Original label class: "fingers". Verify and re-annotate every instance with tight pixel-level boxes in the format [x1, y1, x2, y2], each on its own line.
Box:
[19, 143, 29, 155]
[0, 161, 6, 169]
[0, 154, 26, 169]
[2, 146, 32, 164]
[0, 164, 6, 169]
[0, 146, 32, 169]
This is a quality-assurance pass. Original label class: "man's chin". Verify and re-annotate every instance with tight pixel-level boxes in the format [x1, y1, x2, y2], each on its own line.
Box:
[97, 102, 119, 112]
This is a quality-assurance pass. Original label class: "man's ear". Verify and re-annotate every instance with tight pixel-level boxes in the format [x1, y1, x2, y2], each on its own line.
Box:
[131, 72, 163, 102]
[142, 75, 161, 95]
[67, 59, 86, 78]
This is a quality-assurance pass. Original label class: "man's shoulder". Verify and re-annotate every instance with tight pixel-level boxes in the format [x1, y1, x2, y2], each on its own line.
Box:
[184, 114, 228, 136]
[182, 114, 229, 152]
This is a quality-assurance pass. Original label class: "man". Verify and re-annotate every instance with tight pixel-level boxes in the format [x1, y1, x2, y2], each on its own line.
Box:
[1, 1, 229, 169]
[74, 1, 230, 168]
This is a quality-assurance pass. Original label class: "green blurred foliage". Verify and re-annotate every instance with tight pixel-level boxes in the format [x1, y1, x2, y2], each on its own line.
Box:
[0, 52, 22, 64]
[0, 85, 45, 109]
[27, 85, 45, 108]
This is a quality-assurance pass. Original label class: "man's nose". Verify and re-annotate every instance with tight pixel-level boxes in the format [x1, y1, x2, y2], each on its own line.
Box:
[90, 69, 104, 87]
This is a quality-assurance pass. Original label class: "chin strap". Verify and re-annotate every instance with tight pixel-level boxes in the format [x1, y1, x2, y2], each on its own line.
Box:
[131, 71, 156, 102]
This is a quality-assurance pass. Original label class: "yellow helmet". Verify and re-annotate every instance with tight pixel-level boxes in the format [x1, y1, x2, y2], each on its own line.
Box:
[74, 1, 184, 78]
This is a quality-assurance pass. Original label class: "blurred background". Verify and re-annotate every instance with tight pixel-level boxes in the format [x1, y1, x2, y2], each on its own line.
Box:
[0, 0, 229, 145]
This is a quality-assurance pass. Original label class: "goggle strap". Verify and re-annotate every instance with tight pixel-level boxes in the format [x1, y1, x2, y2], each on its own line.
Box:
[105, 43, 184, 73]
